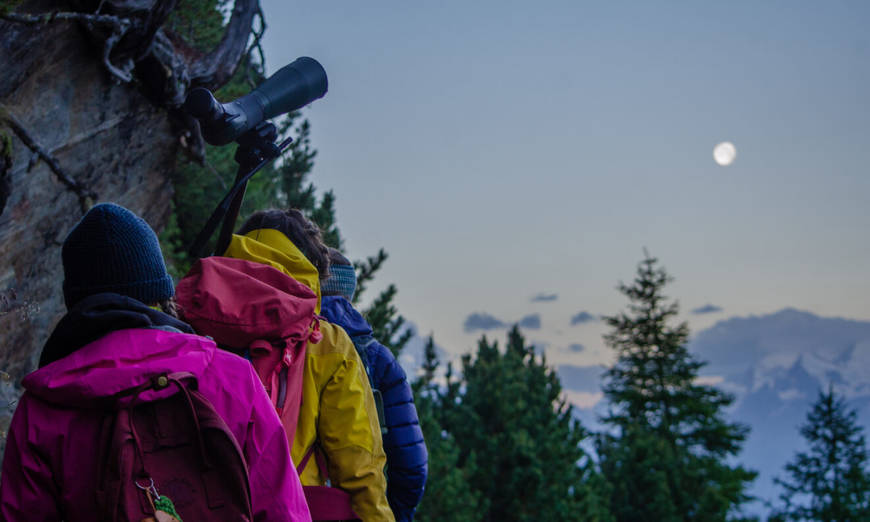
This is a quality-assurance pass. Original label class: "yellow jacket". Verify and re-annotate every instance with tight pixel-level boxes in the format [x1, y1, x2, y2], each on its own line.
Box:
[224, 229, 395, 521]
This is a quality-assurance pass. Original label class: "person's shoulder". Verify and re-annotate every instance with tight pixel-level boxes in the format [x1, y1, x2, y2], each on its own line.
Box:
[368, 339, 410, 390]
[310, 318, 356, 357]
[368, 338, 396, 361]
[367, 338, 403, 372]
[12, 389, 55, 413]
[7, 389, 80, 442]
[207, 348, 256, 377]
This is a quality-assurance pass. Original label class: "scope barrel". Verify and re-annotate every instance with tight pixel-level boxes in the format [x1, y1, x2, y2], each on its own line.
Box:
[185, 57, 328, 146]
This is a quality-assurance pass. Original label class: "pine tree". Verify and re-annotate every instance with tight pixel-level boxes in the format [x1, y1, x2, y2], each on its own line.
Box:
[597, 252, 756, 521]
[770, 387, 870, 521]
[413, 336, 485, 522]
[265, 116, 342, 248]
[359, 283, 411, 357]
[418, 335, 440, 389]
[345, 248, 410, 357]
[433, 326, 611, 522]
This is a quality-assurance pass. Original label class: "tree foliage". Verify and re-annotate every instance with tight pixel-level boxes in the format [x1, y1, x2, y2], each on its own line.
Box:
[412, 336, 485, 522]
[770, 387, 870, 521]
[416, 327, 612, 522]
[164, 0, 229, 52]
[597, 253, 756, 521]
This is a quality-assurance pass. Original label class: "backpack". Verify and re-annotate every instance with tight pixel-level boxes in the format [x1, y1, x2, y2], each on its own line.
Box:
[95, 372, 253, 522]
[176, 257, 360, 519]
[176, 257, 321, 449]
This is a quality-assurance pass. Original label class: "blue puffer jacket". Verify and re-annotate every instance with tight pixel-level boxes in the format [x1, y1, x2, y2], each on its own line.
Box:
[321, 296, 428, 522]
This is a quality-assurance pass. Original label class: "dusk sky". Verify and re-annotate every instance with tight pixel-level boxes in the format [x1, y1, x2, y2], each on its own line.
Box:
[259, 1, 870, 370]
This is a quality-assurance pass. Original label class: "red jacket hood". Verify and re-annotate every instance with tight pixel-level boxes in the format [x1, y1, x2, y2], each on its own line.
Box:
[23, 328, 217, 407]
[175, 257, 319, 349]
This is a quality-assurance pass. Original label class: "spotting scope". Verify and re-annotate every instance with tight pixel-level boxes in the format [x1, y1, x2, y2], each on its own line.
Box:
[184, 57, 328, 145]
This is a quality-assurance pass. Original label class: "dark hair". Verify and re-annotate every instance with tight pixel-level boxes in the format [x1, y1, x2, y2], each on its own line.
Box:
[326, 247, 352, 267]
[158, 298, 179, 318]
[238, 209, 331, 278]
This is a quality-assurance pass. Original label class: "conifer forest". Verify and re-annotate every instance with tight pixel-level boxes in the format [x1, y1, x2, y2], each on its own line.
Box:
[1, 1, 868, 521]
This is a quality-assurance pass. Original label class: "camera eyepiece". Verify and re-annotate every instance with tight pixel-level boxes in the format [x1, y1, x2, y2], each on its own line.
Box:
[185, 57, 328, 146]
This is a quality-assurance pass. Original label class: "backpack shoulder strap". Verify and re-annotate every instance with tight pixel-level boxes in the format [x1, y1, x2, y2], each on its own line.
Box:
[350, 334, 376, 379]
[296, 443, 328, 480]
[296, 443, 360, 521]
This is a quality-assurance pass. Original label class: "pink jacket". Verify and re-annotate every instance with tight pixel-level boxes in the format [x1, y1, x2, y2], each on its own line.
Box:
[0, 328, 312, 522]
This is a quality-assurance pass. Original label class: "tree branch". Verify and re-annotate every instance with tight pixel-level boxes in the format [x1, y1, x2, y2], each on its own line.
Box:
[1, 11, 135, 83]
[148, 29, 192, 106]
[0, 10, 126, 27]
[188, 0, 259, 89]
[243, 5, 267, 86]
[1, 108, 96, 214]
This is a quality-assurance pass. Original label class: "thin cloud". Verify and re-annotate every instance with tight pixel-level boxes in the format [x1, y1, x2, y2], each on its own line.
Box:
[464, 312, 507, 333]
[532, 340, 550, 352]
[570, 311, 598, 326]
[692, 304, 723, 315]
[531, 293, 559, 303]
[518, 314, 541, 330]
[557, 364, 607, 393]
[569, 343, 585, 353]
[562, 390, 604, 410]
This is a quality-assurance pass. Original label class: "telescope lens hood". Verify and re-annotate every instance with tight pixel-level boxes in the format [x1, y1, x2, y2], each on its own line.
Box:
[255, 57, 328, 121]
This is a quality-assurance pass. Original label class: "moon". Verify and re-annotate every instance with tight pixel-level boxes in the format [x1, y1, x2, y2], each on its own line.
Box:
[713, 141, 737, 166]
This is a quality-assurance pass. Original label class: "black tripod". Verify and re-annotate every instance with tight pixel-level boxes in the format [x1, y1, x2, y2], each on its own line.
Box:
[188, 121, 292, 259]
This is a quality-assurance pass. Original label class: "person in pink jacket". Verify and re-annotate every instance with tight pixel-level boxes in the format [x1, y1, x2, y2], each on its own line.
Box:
[0, 203, 311, 522]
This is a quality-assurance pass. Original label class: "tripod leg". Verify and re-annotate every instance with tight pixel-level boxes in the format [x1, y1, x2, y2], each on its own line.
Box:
[214, 163, 249, 256]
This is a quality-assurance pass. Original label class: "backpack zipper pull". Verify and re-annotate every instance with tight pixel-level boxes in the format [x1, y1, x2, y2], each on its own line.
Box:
[308, 317, 323, 344]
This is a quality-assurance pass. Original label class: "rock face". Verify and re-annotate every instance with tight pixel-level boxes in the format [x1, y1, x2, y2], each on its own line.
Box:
[0, 6, 179, 441]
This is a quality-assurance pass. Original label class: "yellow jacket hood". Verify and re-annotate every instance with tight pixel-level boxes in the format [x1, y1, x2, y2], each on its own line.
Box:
[223, 228, 322, 313]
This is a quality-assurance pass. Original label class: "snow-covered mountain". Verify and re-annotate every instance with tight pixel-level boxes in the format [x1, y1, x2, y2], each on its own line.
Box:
[689, 309, 870, 511]
[556, 308, 870, 514]
[691, 308, 870, 402]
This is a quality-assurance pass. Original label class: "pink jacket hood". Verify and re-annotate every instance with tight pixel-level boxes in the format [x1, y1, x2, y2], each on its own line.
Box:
[23, 328, 218, 407]
[176, 256, 319, 349]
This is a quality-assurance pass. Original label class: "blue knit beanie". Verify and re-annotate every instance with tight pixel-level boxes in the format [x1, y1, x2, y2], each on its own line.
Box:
[321, 248, 357, 302]
[62, 203, 174, 309]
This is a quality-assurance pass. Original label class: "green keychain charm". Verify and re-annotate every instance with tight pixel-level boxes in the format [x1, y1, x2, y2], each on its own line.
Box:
[136, 477, 183, 522]
[152, 493, 182, 522]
